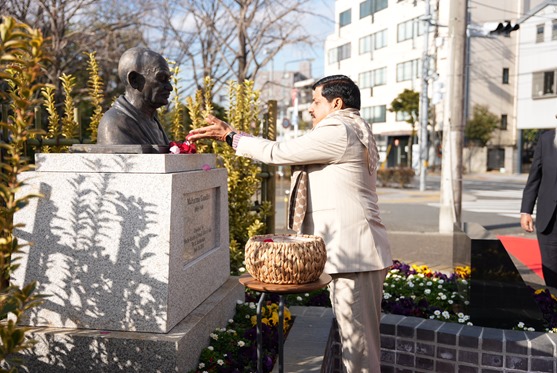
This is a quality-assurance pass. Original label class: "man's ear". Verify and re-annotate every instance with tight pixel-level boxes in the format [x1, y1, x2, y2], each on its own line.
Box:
[128, 71, 145, 90]
[332, 97, 345, 110]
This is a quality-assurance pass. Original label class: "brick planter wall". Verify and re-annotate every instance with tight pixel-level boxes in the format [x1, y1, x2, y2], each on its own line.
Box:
[379, 313, 557, 373]
[323, 314, 557, 372]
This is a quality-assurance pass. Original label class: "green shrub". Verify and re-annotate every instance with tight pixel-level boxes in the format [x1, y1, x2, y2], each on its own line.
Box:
[377, 167, 415, 188]
[0, 16, 48, 371]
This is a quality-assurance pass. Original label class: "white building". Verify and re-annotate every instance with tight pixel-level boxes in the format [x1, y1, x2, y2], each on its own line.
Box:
[324, 0, 544, 173]
[516, 0, 557, 131]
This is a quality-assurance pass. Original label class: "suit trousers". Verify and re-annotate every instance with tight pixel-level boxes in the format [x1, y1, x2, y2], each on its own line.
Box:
[328, 269, 388, 373]
[538, 208, 557, 288]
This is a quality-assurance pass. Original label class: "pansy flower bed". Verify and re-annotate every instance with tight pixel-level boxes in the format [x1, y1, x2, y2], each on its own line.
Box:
[382, 260, 472, 324]
[188, 291, 292, 373]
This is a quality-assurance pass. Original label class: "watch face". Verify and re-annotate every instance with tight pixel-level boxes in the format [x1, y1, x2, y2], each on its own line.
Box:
[226, 132, 235, 146]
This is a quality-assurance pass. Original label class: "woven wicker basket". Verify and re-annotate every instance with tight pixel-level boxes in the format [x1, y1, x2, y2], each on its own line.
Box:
[245, 234, 327, 284]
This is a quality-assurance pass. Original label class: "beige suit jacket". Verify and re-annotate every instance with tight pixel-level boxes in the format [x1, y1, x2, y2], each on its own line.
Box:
[236, 112, 392, 274]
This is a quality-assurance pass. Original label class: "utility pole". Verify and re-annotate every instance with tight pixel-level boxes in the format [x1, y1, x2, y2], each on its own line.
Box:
[419, 0, 432, 192]
[439, 0, 467, 233]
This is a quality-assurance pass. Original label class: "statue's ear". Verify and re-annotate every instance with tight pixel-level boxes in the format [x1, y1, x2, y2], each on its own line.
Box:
[127, 71, 145, 90]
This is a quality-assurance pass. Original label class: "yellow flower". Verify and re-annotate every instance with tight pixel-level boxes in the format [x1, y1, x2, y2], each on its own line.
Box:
[284, 308, 292, 322]
[455, 266, 471, 278]
[270, 312, 279, 325]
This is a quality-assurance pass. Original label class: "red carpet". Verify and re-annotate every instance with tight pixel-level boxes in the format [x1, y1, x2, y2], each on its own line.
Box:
[497, 235, 544, 280]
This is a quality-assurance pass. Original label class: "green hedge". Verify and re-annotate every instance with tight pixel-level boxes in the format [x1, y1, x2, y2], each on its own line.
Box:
[377, 167, 415, 188]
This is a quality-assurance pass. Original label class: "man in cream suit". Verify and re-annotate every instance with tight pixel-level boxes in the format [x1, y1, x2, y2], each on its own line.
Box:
[188, 75, 393, 372]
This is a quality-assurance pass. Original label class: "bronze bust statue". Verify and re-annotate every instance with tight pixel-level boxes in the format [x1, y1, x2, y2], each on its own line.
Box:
[97, 47, 171, 145]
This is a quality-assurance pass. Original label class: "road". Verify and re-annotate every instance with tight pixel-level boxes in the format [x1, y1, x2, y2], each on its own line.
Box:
[274, 172, 534, 238]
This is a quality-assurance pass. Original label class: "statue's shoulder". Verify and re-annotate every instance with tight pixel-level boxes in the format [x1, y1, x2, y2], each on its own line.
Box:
[99, 105, 134, 129]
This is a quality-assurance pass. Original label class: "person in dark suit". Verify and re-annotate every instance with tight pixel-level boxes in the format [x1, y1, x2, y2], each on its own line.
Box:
[520, 126, 557, 288]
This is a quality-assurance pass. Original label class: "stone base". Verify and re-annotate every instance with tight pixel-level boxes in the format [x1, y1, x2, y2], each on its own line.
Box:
[18, 277, 245, 373]
[14, 153, 230, 333]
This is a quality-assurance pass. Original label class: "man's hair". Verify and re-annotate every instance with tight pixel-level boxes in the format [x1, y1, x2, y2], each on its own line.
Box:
[312, 75, 361, 110]
[117, 47, 167, 86]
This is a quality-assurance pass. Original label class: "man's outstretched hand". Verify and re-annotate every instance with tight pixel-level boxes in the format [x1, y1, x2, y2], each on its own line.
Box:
[187, 114, 234, 142]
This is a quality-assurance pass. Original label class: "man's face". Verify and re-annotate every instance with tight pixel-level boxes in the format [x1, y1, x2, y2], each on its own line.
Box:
[141, 59, 172, 109]
[309, 85, 338, 127]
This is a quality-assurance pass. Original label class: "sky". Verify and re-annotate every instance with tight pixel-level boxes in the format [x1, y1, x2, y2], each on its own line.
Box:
[263, 0, 335, 78]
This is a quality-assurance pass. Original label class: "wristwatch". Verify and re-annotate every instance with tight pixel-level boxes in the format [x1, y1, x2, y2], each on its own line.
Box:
[225, 131, 236, 147]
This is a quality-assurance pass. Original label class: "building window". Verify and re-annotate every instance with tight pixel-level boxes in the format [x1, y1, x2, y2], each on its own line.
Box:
[553, 20, 557, 40]
[359, 29, 388, 54]
[358, 67, 387, 88]
[500, 114, 508, 130]
[536, 23, 544, 43]
[396, 59, 420, 81]
[360, 0, 388, 19]
[362, 105, 387, 123]
[328, 43, 351, 64]
[532, 70, 556, 98]
[396, 111, 411, 122]
[397, 18, 424, 42]
[502, 68, 509, 84]
[339, 9, 352, 28]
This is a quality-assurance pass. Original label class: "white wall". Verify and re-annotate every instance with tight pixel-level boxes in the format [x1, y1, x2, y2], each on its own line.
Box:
[516, 3, 557, 129]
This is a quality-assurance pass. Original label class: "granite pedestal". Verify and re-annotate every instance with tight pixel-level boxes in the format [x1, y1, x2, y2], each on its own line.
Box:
[12, 152, 239, 371]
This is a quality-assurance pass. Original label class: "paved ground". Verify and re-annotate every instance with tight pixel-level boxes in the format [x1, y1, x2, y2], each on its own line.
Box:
[271, 306, 334, 373]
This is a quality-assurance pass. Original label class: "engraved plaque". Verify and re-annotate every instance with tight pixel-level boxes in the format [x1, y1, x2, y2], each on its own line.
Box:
[183, 189, 217, 262]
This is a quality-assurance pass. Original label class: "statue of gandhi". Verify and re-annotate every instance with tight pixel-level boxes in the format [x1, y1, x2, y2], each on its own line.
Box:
[97, 47, 171, 145]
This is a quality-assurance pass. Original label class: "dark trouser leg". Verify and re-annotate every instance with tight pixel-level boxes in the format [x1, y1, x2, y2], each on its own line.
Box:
[538, 210, 557, 288]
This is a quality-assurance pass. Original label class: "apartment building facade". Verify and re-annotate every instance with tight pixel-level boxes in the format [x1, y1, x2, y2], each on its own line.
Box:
[516, 1, 557, 129]
[324, 0, 544, 173]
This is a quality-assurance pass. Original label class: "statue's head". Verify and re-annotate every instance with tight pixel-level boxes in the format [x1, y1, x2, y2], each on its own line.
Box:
[118, 47, 172, 109]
